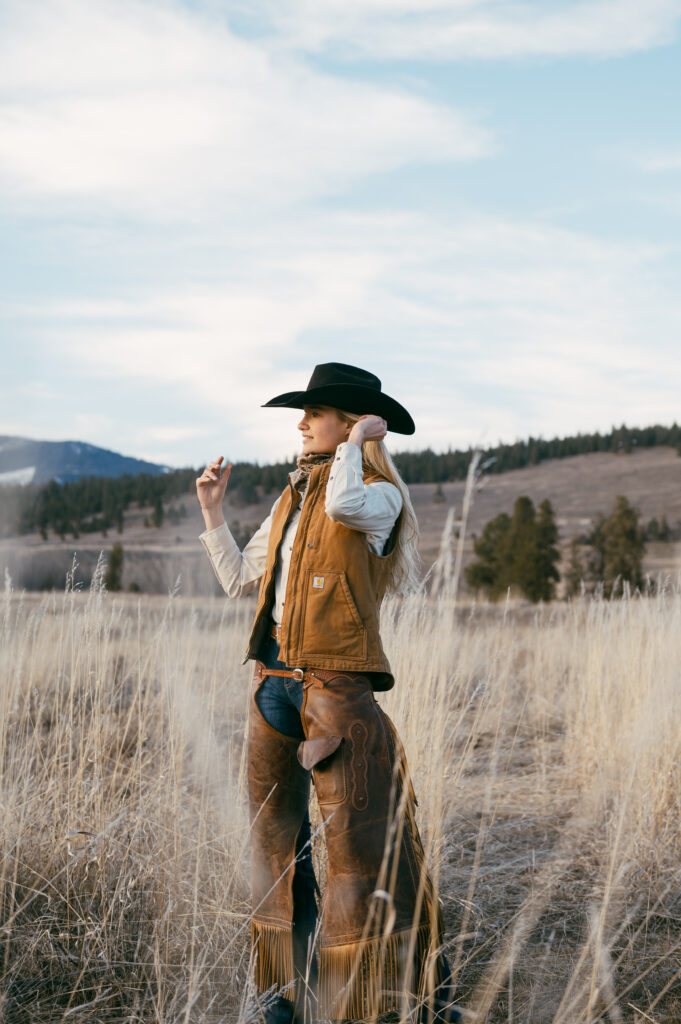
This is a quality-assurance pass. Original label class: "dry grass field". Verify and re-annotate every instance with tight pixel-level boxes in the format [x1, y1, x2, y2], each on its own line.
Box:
[3, 446, 681, 593]
[3, 559, 681, 1022]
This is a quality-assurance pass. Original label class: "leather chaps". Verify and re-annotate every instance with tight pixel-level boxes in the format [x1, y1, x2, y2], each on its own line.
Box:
[248, 666, 449, 1021]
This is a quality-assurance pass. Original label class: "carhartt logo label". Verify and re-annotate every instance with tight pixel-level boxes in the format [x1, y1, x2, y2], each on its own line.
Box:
[312, 576, 325, 589]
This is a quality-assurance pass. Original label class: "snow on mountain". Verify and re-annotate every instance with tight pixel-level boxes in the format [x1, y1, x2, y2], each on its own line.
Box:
[0, 436, 171, 485]
[0, 466, 36, 486]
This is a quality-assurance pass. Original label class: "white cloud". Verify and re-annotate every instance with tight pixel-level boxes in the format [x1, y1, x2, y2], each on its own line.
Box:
[147, 426, 212, 443]
[12, 209, 681, 461]
[0, 0, 489, 217]
[2, 0, 679, 463]
[259, 0, 681, 59]
[633, 149, 681, 172]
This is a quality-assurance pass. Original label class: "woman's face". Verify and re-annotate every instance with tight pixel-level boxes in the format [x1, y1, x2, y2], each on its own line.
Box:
[298, 405, 351, 454]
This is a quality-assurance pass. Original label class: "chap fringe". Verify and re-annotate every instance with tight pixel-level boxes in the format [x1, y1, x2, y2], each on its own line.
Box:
[251, 920, 295, 993]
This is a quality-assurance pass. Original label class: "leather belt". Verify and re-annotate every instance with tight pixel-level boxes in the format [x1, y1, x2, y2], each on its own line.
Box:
[262, 665, 306, 682]
[253, 660, 329, 688]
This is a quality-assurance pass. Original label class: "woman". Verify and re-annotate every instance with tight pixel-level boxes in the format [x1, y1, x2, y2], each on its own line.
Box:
[197, 363, 460, 1024]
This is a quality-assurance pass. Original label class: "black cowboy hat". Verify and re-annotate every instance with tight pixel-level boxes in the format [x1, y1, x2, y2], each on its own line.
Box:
[262, 362, 415, 435]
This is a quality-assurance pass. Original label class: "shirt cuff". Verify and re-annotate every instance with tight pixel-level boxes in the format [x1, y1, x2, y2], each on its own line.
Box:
[334, 440, 362, 462]
[199, 521, 236, 556]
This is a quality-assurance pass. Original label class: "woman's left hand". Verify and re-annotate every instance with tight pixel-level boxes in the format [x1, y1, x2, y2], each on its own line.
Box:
[348, 415, 388, 446]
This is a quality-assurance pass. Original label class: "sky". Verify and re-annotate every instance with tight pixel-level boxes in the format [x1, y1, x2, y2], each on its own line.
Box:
[1, 0, 680, 468]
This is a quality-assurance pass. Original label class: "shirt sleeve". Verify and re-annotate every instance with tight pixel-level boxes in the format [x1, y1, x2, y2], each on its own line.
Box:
[324, 442, 403, 537]
[199, 497, 279, 597]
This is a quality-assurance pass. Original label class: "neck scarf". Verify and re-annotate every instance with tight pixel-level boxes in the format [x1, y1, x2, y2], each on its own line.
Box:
[290, 452, 333, 493]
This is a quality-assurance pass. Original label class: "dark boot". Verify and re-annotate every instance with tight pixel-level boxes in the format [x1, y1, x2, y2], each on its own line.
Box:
[291, 815, 318, 1023]
[262, 995, 296, 1024]
[419, 950, 463, 1023]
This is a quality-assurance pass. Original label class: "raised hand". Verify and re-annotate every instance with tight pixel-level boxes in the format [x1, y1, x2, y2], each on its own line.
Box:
[348, 415, 388, 447]
[196, 456, 233, 510]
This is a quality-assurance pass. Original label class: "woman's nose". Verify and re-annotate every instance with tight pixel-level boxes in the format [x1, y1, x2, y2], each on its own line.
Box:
[298, 416, 307, 431]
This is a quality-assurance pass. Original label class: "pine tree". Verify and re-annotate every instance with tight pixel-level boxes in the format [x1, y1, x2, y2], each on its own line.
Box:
[587, 496, 645, 596]
[466, 496, 561, 602]
[534, 499, 561, 601]
[152, 496, 164, 528]
[465, 513, 511, 598]
[601, 495, 645, 596]
[646, 517, 660, 541]
[505, 496, 540, 600]
[104, 542, 124, 592]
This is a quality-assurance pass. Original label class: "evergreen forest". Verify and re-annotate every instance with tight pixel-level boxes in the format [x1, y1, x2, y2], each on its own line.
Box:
[3, 421, 681, 541]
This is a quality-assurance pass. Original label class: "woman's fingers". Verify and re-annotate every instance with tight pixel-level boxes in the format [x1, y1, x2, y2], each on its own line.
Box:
[196, 457, 232, 510]
[206, 455, 223, 480]
[197, 457, 230, 486]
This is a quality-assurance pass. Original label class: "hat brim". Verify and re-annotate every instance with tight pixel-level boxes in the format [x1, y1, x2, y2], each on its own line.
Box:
[262, 384, 415, 435]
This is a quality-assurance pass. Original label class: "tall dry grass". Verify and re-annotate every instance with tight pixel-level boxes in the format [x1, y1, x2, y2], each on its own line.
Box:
[3, 555, 681, 1021]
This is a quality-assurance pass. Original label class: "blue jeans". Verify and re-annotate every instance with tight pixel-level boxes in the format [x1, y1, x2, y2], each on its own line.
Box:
[255, 633, 318, 1010]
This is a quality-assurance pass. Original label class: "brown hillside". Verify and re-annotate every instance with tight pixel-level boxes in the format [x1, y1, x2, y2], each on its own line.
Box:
[411, 445, 681, 565]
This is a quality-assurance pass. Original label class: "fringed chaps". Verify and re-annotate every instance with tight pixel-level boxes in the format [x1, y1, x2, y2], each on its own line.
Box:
[247, 689, 311, 999]
[248, 668, 446, 1020]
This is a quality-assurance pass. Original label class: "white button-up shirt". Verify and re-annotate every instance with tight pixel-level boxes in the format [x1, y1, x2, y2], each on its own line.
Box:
[199, 442, 402, 624]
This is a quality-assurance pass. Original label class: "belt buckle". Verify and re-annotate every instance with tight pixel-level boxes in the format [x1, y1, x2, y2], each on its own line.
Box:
[292, 668, 304, 682]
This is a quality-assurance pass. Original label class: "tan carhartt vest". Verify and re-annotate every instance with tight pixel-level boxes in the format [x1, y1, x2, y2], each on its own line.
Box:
[245, 460, 398, 690]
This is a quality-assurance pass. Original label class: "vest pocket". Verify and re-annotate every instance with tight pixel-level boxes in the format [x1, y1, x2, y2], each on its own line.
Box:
[300, 569, 367, 661]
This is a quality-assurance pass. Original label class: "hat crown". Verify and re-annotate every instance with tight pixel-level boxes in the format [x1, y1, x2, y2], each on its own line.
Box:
[307, 362, 381, 394]
[261, 360, 414, 434]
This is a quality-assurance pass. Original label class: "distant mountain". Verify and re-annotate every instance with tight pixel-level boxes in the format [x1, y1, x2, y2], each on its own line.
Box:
[0, 436, 171, 486]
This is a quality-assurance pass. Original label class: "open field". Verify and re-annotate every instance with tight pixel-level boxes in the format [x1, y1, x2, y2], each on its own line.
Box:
[3, 572, 681, 1022]
[3, 446, 681, 594]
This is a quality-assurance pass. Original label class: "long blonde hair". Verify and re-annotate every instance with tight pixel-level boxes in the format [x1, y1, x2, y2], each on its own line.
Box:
[338, 410, 421, 595]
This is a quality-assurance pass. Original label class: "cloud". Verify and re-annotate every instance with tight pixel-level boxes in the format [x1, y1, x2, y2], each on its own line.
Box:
[10, 208, 681, 462]
[2, 1, 679, 465]
[632, 149, 681, 172]
[258, 0, 681, 60]
[0, 0, 490, 218]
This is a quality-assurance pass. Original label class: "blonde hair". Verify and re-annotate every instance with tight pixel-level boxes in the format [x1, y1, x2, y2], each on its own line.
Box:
[337, 410, 421, 595]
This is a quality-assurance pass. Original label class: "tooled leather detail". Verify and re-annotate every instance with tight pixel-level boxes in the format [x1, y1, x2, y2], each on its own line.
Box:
[348, 719, 369, 811]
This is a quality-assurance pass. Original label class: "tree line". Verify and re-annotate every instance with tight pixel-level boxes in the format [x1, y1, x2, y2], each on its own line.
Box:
[394, 422, 681, 483]
[4, 421, 681, 541]
[8, 460, 295, 541]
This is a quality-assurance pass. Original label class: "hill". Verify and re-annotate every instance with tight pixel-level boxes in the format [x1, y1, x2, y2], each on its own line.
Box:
[2, 445, 680, 594]
[0, 435, 170, 486]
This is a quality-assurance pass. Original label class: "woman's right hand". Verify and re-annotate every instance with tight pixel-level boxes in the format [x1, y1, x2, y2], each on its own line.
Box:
[196, 456, 233, 509]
